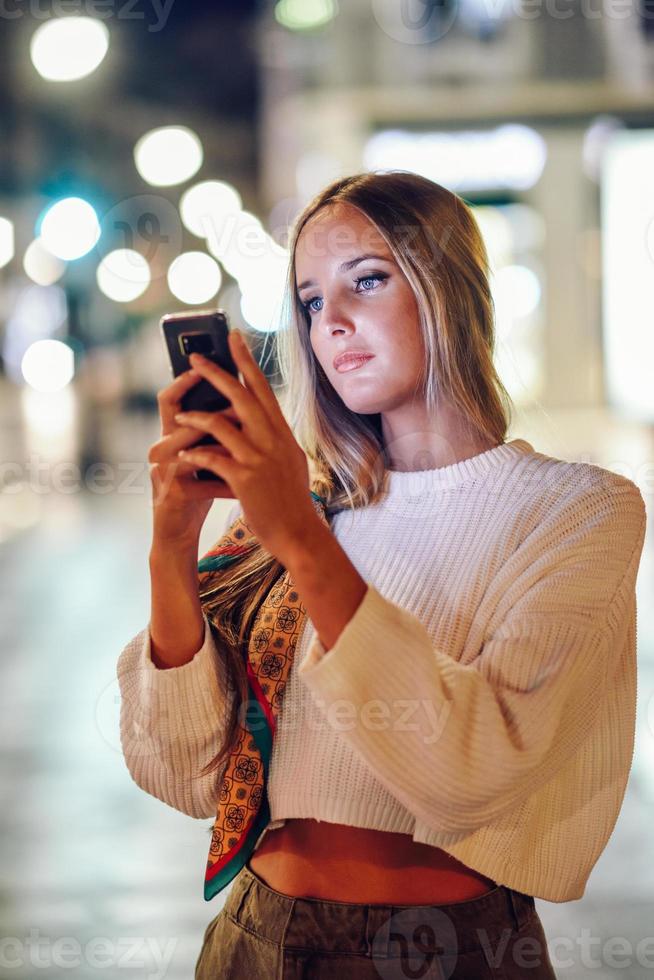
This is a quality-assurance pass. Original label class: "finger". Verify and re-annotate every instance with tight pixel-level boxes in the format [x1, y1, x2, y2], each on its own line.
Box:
[177, 447, 238, 484]
[176, 476, 235, 498]
[150, 446, 233, 501]
[188, 352, 273, 439]
[149, 454, 201, 490]
[150, 464, 232, 501]
[219, 406, 241, 427]
[227, 331, 284, 425]
[172, 411, 257, 462]
[157, 369, 201, 436]
[149, 426, 203, 465]
[149, 414, 240, 464]
[164, 443, 232, 477]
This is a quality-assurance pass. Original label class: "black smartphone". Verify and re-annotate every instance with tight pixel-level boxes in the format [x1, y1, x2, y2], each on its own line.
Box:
[160, 309, 240, 481]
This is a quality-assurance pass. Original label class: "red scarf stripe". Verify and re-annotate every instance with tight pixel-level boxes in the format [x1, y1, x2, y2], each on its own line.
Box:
[205, 809, 259, 879]
[246, 660, 277, 737]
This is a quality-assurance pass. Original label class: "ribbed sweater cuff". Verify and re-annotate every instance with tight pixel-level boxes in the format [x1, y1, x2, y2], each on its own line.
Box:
[144, 613, 217, 679]
[297, 583, 392, 679]
[123, 613, 226, 748]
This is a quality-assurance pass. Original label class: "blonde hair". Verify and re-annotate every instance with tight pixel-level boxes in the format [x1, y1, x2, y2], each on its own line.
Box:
[196, 170, 514, 790]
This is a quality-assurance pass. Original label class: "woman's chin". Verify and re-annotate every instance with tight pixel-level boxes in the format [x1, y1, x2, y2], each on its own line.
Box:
[342, 398, 386, 416]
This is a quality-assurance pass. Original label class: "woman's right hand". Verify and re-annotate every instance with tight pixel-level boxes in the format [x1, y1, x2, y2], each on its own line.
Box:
[147, 368, 239, 549]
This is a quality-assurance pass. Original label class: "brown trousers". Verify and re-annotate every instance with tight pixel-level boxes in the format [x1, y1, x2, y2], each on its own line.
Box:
[195, 859, 558, 979]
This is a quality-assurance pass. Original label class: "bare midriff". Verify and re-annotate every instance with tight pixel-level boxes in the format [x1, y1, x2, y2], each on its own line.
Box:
[248, 819, 497, 905]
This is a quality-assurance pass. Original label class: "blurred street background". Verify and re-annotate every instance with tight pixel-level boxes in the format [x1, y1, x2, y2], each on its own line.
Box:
[1, 1, 653, 977]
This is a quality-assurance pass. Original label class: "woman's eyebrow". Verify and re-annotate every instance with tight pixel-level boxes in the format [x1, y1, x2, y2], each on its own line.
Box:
[297, 253, 393, 293]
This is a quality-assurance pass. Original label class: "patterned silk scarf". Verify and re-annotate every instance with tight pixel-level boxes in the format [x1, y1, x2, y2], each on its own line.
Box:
[197, 489, 329, 901]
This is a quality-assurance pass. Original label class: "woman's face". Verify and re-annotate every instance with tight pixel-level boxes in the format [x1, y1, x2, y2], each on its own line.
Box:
[294, 204, 425, 416]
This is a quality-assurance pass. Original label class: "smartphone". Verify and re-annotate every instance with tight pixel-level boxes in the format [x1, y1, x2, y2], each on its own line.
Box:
[160, 309, 240, 481]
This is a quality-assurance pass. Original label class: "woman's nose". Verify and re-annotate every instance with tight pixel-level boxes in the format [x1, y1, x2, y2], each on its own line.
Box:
[319, 298, 354, 333]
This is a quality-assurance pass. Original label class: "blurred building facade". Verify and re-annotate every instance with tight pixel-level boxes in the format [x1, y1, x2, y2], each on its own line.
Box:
[258, 0, 654, 423]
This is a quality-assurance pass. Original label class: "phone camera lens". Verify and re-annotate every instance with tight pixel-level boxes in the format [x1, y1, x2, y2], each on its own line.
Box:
[182, 333, 214, 356]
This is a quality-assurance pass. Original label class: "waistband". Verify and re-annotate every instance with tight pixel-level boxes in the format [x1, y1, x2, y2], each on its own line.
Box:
[223, 861, 536, 957]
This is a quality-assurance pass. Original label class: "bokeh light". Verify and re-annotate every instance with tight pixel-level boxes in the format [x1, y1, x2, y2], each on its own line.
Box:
[39, 198, 100, 260]
[30, 17, 110, 82]
[21, 339, 75, 393]
[180, 180, 242, 239]
[96, 249, 151, 302]
[240, 287, 285, 334]
[134, 126, 203, 187]
[235, 252, 289, 314]
[0, 217, 15, 268]
[23, 238, 66, 286]
[274, 0, 338, 31]
[167, 251, 222, 305]
[492, 264, 542, 320]
[206, 210, 266, 279]
[2, 285, 68, 385]
[364, 124, 547, 192]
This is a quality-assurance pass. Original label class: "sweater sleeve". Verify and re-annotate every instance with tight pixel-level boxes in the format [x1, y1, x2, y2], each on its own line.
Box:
[116, 500, 242, 819]
[297, 474, 647, 835]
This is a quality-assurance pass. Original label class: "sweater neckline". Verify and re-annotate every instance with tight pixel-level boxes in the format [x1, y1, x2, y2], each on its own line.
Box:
[383, 438, 534, 494]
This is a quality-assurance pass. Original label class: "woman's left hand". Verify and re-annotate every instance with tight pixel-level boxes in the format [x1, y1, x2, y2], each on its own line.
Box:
[173, 331, 319, 564]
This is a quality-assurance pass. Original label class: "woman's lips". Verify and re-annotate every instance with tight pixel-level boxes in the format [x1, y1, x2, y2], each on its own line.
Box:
[334, 354, 375, 373]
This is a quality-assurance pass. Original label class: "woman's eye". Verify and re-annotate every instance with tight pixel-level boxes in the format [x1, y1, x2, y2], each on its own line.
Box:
[356, 275, 383, 290]
[301, 273, 387, 317]
[304, 296, 323, 315]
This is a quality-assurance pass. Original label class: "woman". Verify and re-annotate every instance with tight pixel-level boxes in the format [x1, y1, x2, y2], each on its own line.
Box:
[117, 171, 646, 979]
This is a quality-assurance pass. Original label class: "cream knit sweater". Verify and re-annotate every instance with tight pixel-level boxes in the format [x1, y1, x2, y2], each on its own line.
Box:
[116, 438, 647, 902]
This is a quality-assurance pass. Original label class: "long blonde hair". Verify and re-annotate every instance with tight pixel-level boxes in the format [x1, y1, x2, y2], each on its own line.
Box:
[196, 170, 514, 786]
